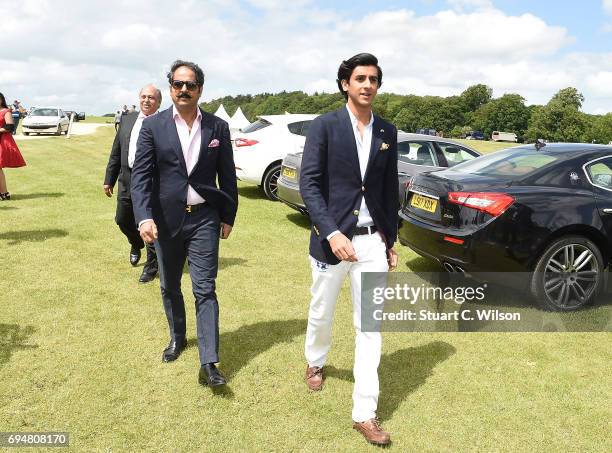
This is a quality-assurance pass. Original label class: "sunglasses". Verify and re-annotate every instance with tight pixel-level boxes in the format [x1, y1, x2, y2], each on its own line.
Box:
[170, 80, 200, 91]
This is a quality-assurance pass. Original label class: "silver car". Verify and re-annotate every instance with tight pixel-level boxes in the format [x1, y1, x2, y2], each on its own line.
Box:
[22, 107, 70, 136]
[277, 133, 481, 214]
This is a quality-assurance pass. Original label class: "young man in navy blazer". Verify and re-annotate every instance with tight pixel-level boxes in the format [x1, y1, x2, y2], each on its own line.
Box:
[131, 60, 238, 387]
[300, 53, 399, 446]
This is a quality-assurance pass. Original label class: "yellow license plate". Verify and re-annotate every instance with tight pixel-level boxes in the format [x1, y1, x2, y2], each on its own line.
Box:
[410, 193, 438, 213]
[282, 167, 296, 179]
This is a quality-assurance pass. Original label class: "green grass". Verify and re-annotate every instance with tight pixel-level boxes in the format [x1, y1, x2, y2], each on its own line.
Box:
[454, 138, 520, 154]
[0, 127, 610, 452]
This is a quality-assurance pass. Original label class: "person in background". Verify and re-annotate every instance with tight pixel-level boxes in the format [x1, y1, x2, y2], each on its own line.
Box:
[0, 93, 26, 200]
[11, 100, 21, 135]
[104, 85, 161, 283]
[114, 110, 122, 131]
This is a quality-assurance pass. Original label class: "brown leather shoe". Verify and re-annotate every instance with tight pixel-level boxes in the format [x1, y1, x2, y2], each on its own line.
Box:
[353, 418, 391, 446]
[305, 365, 324, 391]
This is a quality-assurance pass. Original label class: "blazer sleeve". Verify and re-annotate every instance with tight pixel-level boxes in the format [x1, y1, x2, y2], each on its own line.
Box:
[383, 125, 399, 246]
[216, 121, 238, 226]
[130, 119, 156, 224]
[104, 126, 122, 186]
[299, 117, 338, 241]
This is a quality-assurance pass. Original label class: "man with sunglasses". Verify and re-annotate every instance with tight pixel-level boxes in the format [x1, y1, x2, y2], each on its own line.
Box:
[131, 60, 238, 387]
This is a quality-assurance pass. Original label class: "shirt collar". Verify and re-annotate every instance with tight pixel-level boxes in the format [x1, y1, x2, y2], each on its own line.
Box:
[346, 104, 374, 128]
[137, 109, 158, 120]
[172, 104, 202, 123]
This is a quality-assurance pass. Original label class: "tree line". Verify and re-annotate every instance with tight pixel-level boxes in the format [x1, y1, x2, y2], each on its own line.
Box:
[200, 85, 612, 144]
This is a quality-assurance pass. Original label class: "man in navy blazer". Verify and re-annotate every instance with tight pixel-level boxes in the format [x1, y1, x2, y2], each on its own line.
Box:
[131, 60, 238, 387]
[300, 53, 398, 446]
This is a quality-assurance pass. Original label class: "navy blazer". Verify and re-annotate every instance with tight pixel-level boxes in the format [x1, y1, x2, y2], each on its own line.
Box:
[300, 107, 399, 265]
[131, 106, 238, 239]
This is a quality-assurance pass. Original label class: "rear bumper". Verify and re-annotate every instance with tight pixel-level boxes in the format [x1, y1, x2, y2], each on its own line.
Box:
[277, 178, 306, 212]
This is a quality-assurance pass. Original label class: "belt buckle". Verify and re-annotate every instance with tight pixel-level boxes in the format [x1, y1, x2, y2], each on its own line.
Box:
[186, 205, 192, 213]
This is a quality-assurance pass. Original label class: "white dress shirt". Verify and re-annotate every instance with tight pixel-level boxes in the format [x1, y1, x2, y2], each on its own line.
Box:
[128, 111, 147, 168]
[172, 105, 205, 205]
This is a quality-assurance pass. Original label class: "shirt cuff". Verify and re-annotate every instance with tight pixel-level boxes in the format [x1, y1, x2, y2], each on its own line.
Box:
[326, 230, 341, 241]
[138, 219, 153, 229]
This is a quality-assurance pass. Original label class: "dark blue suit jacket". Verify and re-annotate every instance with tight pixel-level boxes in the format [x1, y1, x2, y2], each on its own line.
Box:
[300, 107, 399, 265]
[131, 106, 238, 239]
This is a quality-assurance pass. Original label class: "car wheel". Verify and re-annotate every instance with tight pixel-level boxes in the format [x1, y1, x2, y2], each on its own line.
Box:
[23, 132, 29, 136]
[262, 163, 281, 201]
[55, 125, 62, 136]
[530, 236, 603, 311]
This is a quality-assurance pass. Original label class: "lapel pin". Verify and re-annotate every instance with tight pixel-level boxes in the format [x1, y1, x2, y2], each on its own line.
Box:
[380, 128, 384, 133]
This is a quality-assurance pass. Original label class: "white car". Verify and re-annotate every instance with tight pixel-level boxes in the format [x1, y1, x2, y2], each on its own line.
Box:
[22, 107, 70, 136]
[232, 114, 318, 200]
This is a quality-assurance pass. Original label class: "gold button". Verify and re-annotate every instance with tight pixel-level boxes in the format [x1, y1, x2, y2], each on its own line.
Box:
[361, 186, 365, 192]
[353, 210, 359, 216]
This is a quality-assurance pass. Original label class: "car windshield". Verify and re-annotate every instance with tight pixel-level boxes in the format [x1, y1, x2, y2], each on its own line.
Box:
[451, 148, 559, 177]
[240, 119, 271, 133]
[31, 108, 59, 117]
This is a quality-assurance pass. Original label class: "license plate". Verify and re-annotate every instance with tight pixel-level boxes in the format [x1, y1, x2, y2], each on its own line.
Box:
[282, 167, 296, 179]
[410, 193, 438, 213]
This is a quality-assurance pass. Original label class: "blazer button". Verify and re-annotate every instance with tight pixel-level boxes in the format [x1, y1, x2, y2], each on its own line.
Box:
[361, 186, 365, 192]
[353, 210, 359, 216]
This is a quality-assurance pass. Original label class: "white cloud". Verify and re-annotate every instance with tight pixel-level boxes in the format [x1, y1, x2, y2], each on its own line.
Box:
[1, 1, 609, 115]
[604, 0, 612, 14]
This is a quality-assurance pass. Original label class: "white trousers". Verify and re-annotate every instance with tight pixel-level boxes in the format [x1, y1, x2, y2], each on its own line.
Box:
[304, 232, 388, 422]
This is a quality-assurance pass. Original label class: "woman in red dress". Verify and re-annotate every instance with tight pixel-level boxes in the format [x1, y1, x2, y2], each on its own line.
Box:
[0, 92, 26, 200]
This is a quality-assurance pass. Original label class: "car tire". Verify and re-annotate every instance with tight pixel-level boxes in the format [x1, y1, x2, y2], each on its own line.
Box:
[23, 132, 29, 136]
[262, 163, 281, 201]
[55, 125, 62, 136]
[530, 235, 604, 311]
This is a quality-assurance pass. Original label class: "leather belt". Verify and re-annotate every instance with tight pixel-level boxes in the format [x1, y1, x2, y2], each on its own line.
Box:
[354, 225, 377, 236]
[185, 203, 205, 213]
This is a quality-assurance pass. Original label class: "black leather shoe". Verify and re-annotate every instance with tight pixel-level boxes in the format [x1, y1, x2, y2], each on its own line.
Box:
[129, 246, 141, 266]
[162, 338, 187, 362]
[198, 363, 227, 387]
[138, 266, 158, 283]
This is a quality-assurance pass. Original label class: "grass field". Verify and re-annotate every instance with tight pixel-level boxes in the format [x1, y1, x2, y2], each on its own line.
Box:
[0, 127, 610, 452]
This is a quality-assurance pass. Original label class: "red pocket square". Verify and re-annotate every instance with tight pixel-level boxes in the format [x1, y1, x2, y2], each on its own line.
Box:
[208, 139, 220, 148]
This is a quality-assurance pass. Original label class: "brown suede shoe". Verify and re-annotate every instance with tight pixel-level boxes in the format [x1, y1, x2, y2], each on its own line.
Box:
[353, 418, 391, 446]
[305, 365, 324, 391]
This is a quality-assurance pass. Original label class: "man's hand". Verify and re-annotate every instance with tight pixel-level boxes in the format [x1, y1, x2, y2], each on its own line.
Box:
[220, 223, 232, 239]
[387, 247, 398, 271]
[103, 184, 114, 197]
[139, 220, 158, 244]
[329, 233, 357, 262]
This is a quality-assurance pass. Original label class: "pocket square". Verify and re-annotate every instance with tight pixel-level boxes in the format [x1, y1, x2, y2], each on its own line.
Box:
[380, 142, 389, 151]
[208, 139, 220, 148]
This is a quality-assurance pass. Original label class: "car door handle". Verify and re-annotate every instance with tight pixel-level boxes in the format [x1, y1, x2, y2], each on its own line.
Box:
[603, 208, 612, 214]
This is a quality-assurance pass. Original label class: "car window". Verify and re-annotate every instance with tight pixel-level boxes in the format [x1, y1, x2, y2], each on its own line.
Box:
[287, 120, 312, 137]
[31, 108, 59, 117]
[586, 157, 612, 191]
[397, 141, 439, 166]
[240, 119, 271, 133]
[452, 149, 558, 177]
[437, 143, 478, 167]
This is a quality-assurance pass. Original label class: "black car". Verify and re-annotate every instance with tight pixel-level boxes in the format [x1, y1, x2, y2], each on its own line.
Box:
[398, 143, 612, 311]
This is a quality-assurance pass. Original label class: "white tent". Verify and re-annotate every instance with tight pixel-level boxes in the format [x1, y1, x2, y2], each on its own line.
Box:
[214, 104, 231, 122]
[229, 106, 250, 131]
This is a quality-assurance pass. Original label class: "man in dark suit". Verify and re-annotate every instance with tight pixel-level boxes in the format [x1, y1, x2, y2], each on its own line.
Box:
[131, 60, 238, 387]
[300, 53, 398, 446]
[103, 85, 161, 283]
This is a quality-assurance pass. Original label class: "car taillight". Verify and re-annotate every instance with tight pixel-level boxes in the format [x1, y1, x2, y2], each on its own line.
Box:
[234, 138, 259, 147]
[448, 192, 514, 217]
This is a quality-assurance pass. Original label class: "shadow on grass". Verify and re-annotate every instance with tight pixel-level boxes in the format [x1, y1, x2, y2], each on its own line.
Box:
[0, 229, 68, 245]
[0, 324, 38, 368]
[405, 256, 444, 272]
[285, 212, 310, 229]
[10, 192, 64, 200]
[238, 186, 268, 200]
[218, 319, 305, 380]
[326, 341, 455, 421]
[0, 206, 17, 210]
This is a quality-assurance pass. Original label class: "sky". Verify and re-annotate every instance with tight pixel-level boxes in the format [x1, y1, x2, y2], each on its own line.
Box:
[3, 0, 612, 115]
